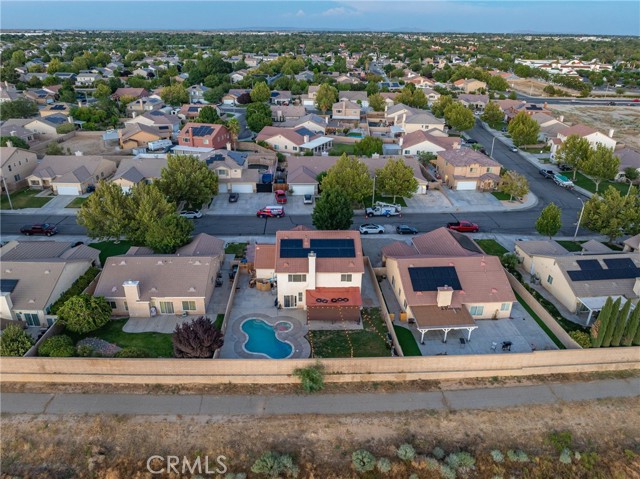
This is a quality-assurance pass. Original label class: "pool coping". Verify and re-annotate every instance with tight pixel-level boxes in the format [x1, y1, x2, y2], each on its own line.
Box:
[230, 312, 311, 359]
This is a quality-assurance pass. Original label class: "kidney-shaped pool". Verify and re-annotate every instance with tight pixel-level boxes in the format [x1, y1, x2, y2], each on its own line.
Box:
[241, 318, 293, 359]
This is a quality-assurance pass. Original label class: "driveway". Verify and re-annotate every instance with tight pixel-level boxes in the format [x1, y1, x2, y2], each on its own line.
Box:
[207, 193, 314, 216]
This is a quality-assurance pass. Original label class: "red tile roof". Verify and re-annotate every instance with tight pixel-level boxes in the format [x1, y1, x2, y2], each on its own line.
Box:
[306, 287, 362, 307]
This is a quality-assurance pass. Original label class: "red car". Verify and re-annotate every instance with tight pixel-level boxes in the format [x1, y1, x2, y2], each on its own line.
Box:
[447, 220, 479, 233]
[20, 223, 58, 236]
[274, 189, 287, 204]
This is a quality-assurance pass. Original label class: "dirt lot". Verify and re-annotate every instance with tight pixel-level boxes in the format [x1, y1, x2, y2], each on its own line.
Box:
[510, 78, 577, 97]
[53, 132, 125, 157]
[2, 396, 639, 478]
[550, 104, 640, 151]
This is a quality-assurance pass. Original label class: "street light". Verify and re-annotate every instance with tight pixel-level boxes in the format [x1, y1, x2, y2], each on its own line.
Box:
[573, 197, 585, 240]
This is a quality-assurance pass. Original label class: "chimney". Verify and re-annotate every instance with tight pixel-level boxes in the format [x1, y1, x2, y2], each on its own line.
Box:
[308, 252, 316, 290]
[325, 116, 329, 124]
[437, 286, 453, 308]
[543, 101, 548, 109]
[226, 142, 231, 151]
[559, 115, 564, 123]
[74, 150, 83, 156]
[122, 280, 140, 303]
[608, 128, 614, 138]
[78, 100, 82, 107]
[303, 135, 309, 144]
[401, 112, 406, 125]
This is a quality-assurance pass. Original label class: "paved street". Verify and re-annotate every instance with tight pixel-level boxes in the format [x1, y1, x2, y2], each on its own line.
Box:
[2, 377, 637, 416]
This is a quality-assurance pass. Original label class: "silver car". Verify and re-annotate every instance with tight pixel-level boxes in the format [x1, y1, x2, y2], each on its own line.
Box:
[179, 210, 203, 219]
[359, 223, 385, 234]
[303, 194, 314, 204]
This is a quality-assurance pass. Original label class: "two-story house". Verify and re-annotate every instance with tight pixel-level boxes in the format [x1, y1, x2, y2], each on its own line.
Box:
[400, 130, 460, 156]
[125, 110, 181, 139]
[332, 100, 361, 121]
[112, 88, 149, 101]
[206, 150, 258, 194]
[75, 72, 102, 86]
[178, 123, 231, 149]
[126, 97, 165, 117]
[436, 149, 501, 191]
[551, 124, 617, 156]
[187, 84, 209, 104]
[0, 147, 38, 192]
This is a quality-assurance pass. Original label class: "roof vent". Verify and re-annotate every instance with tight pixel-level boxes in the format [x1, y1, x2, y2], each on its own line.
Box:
[111, 286, 117, 293]
[44, 270, 50, 274]
[28, 299, 35, 303]
[491, 287, 498, 294]
[119, 260, 126, 265]
[188, 287, 196, 292]
[4, 269, 11, 273]
[150, 287, 157, 292]
[157, 260, 164, 265]
[194, 260, 201, 265]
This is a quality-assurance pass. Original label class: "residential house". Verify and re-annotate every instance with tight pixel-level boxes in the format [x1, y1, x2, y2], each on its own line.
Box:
[75, 72, 102, 86]
[0, 241, 100, 327]
[187, 84, 209, 104]
[111, 154, 168, 192]
[336, 74, 361, 86]
[614, 146, 640, 180]
[0, 147, 38, 192]
[125, 110, 181, 138]
[112, 87, 149, 101]
[279, 114, 327, 134]
[436, 149, 501, 191]
[301, 85, 319, 109]
[270, 90, 292, 106]
[126, 97, 165, 117]
[295, 70, 315, 82]
[221, 89, 250, 105]
[383, 227, 515, 342]
[338, 91, 368, 109]
[551, 124, 617, 156]
[458, 94, 490, 110]
[379, 92, 398, 107]
[131, 67, 156, 79]
[531, 113, 568, 142]
[400, 130, 461, 156]
[24, 114, 70, 137]
[230, 69, 249, 83]
[271, 105, 306, 122]
[23, 88, 57, 105]
[119, 123, 166, 150]
[386, 104, 446, 134]
[26, 155, 117, 195]
[515, 240, 640, 323]
[421, 88, 441, 104]
[332, 100, 361, 121]
[178, 104, 208, 121]
[255, 126, 333, 155]
[0, 82, 20, 103]
[40, 103, 73, 118]
[0, 123, 36, 144]
[178, 123, 231, 149]
[206, 149, 258, 193]
[255, 230, 364, 323]
[453, 78, 487, 93]
[53, 72, 77, 82]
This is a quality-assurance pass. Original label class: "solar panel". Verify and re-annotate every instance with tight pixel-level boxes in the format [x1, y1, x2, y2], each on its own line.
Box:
[604, 258, 636, 269]
[408, 267, 462, 292]
[0, 279, 18, 293]
[568, 268, 640, 282]
[280, 238, 356, 259]
[51, 104, 65, 110]
[191, 125, 214, 136]
[294, 127, 315, 138]
[577, 259, 602, 270]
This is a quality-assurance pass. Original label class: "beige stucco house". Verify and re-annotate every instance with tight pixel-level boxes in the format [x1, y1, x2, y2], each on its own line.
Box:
[332, 100, 361, 121]
[0, 147, 38, 192]
[453, 78, 487, 93]
[27, 155, 117, 196]
[436, 149, 501, 191]
[119, 123, 166, 150]
[400, 130, 460, 156]
[111, 155, 168, 192]
[255, 126, 333, 155]
[551, 124, 617, 156]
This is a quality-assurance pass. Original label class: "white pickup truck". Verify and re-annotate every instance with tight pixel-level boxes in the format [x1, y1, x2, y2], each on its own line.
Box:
[365, 205, 401, 218]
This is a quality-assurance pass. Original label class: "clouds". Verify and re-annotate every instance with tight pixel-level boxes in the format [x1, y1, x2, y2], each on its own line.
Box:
[295, 9, 305, 17]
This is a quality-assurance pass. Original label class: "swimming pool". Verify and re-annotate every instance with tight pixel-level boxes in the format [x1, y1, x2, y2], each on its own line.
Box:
[347, 132, 364, 138]
[241, 319, 293, 359]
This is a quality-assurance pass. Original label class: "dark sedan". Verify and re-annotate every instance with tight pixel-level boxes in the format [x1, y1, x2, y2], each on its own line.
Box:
[396, 224, 418, 235]
[228, 193, 239, 203]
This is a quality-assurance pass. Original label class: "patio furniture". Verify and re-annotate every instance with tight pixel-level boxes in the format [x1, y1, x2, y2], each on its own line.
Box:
[502, 341, 512, 351]
[459, 337, 466, 348]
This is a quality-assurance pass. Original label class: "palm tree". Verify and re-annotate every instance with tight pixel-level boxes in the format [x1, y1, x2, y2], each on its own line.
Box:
[226, 118, 240, 150]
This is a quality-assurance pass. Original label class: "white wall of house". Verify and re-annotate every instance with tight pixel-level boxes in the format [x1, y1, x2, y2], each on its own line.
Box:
[276, 271, 362, 309]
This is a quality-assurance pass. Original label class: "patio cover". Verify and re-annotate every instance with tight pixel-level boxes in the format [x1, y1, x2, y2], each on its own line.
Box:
[578, 295, 628, 325]
[410, 305, 477, 343]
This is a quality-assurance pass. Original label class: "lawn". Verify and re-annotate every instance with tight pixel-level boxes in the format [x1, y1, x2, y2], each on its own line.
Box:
[491, 191, 512, 201]
[65, 197, 88, 208]
[363, 194, 408, 208]
[514, 293, 565, 350]
[475, 239, 509, 256]
[520, 145, 550, 153]
[225, 242, 247, 258]
[573, 172, 629, 195]
[68, 318, 174, 357]
[0, 188, 53, 210]
[90, 240, 133, 264]
[308, 308, 391, 358]
[393, 325, 422, 356]
[214, 314, 225, 330]
[556, 240, 586, 252]
[328, 143, 355, 156]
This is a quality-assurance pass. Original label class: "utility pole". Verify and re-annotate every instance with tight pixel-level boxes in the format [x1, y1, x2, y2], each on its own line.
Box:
[371, 175, 376, 208]
[573, 197, 585, 240]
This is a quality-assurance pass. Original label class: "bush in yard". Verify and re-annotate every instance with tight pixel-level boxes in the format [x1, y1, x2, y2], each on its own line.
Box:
[56, 123, 75, 134]
[57, 294, 111, 334]
[446, 451, 476, 470]
[432, 447, 445, 460]
[172, 316, 224, 358]
[569, 330, 591, 348]
[293, 362, 325, 392]
[50, 267, 100, 315]
[76, 345, 94, 357]
[352, 449, 376, 473]
[490, 450, 505, 463]
[251, 451, 299, 478]
[500, 253, 518, 272]
[397, 443, 416, 461]
[0, 324, 34, 356]
[439, 464, 456, 479]
[507, 450, 529, 463]
[114, 347, 151, 358]
[38, 335, 76, 357]
[376, 457, 392, 473]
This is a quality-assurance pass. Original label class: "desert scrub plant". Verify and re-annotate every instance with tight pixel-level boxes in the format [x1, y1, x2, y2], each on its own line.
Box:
[432, 446, 445, 460]
[446, 451, 476, 470]
[251, 452, 298, 478]
[408, 474, 419, 479]
[376, 457, 392, 473]
[559, 448, 573, 464]
[546, 431, 573, 453]
[507, 449, 529, 463]
[439, 464, 456, 479]
[293, 362, 325, 392]
[396, 443, 416, 461]
[490, 450, 505, 463]
[76, 344, 94, 357]
[352, 449, 376, 473]
[425, 457, 440, 470]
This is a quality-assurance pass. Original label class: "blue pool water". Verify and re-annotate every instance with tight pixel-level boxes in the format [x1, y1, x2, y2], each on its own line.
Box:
[241, 319, 293, 359]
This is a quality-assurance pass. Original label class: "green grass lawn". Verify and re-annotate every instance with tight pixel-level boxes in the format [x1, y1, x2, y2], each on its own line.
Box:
[520, 146, 550, 153]
[491, 191, 512, 201]
[90, 240, 133, 264]
[556, 240, 586, 252]
[475, 239, 509, 256]
[65, 197, 88, 208]
[393, 325, 422, 356]
[0, 188, 53, 209]
[328, 143, 355, 156]
[214, 314, 224, 330]
[573, 172, 629, 195]
[68, 318, 174, 357]
[514, 293, 565, 350]
[225, 242, 247, 258]
[363, 194, 408, 208]
[308, 308, 391, 358]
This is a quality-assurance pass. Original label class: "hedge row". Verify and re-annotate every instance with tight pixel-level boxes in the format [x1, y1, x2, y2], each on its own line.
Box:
[49, 267, 100, 315]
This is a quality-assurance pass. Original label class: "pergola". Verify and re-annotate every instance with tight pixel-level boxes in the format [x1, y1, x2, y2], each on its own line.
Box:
[410, 305, 478, 343]
[577, 295, 629, 325]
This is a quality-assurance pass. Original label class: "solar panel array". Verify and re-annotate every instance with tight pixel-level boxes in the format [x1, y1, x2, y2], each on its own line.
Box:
[279, 238, 356, 259]
[604, 258, 636, 269]
[576, 259, 602, 270]
[408, 266, 462, 292]
[51, 104, 65, 110]
[294, 127, 315, 138]
[191, 125, 214, 137]
[0, 279, 18, 293]
[568, 268, 640, 281]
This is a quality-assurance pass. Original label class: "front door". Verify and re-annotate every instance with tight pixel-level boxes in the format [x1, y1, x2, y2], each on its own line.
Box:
[283, 295, 297, 308]
[24, 313, 39, 326]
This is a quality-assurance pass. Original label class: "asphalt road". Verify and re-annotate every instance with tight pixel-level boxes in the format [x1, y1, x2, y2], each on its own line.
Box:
[516, 92, 640, 106]
[2, 378, 637, 416]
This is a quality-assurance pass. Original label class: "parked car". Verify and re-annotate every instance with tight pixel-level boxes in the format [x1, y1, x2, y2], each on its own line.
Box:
[558, 164, 573, 172]
[510, 147, 518, 152]
[539, 169, 555, 179]
[274, 189, 287, 204]
[396, 224, 418, 235]
[228, 193, 239, 203]
[359, 224, 385, 234]
[257, 205, 285, 218]
[303, 194, 314, 205]
[553, 174, 575, 190]
[608, 101, 616, 106]
[446, 220, 479, 232]
[365, 205, 401, 217]
[179, 210, 203, 219]
[20, 223, 58, 236]
[465, 138, 478, 144]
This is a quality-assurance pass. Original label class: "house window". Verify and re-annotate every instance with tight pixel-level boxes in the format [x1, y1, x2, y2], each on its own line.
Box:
[547, 275, 553, 285]
[284, 145, 287, 150]
[403, 299, 408, 309]
[470, 167, 476, 173]
[217, 169, 228, 177]
[203, 139, 209, 145]
[293, 146, 298, 151]
[183, 137, 190, 143]
[288, 274, 307, 282]
[101, 172, 104, 177]
[124, 301, 128, 311]
[469, 305, 484, 316]
[298, 292, 303, 302]
[7, 165, 11, 172]
[340, 274, 353, 282]
[14, 174, 20, 181]
[404, 150, 410, 154]
[108, 301, 117, 309]
[159, 301, 174, 314]
[391, 276, 395, 286]
[501, 303, 510, 311]
[283, 294, 297, 308]
[486, 168, 490, 173]
[23, 313, 40, 326]
[182, 301, 196, 311]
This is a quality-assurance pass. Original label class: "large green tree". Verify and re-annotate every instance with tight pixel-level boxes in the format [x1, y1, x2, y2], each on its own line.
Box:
[0, 136, 29, 149]
[600, 297, 622, 348]
[315, 83, 338, 113]
[77, 181, 131, 242]
[481, 101, 504, 128]
[0, 325, 34, 356]
[368, 93, 385, 112]
[156, 154, 218, 209]
[622, 304, 640, 346]
[375, 158, 418, 203]
[430, 95, 453, 118]
[444, 102, 475, 131]
[508, 111, 540, 147]
[312, 189, 353, 230]
[591, 296, 614, 348]
[250, 81, 271, 103]
[498, 170, 529, 201]
[321, 154, 373, 205]
[582, 186, 640, 242]
[556, 134, 590, 181]
[535, 203, 562, 239]
[353, 136, 383, 157]
[58, 294, 112, 334]
[160, 83, 189, 106]
[610, 299, 632, 347]
[226, 117, 241, 148]
[196, 105, 220, 124]
[395, 86, 428, 109]
[0, 98, 38, 120]
[246, 102, 272, 132]
[144, 214, 194, 254]
[581, 144, 620, 193]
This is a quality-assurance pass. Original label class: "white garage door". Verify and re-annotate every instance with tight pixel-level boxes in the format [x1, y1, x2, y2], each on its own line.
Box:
[291, 184, 315, 196]
[56, 186, 81, 196]
[231, 184, 254, 193]
[456, 181, 477, 191]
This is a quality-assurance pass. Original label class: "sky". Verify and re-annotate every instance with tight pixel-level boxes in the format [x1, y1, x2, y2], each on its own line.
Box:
[1, 1, 639, 36]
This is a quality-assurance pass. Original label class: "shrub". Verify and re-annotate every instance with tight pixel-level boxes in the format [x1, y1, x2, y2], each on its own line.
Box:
[432, 447, 445, 460]
[56, 123, 75, 134]
[114, 347, 151, 358]
[376, 457, 392, 473]
[569, 331, 591, 348]
[76, 345, 94, 357]
[38, 335, 76, 357]
[446, 451, 476, 470]
[396, 443, 416, 461]
[50, 267, 100, 314]
[172, 316, 224, 358]
[546, 431, 573, 453]
[559, 448, 573, 464]
[225, 474, 247, 479]
[425, 457, 440, 470]
[352, 449, 376, 473]
[408, 475, 419, 479]
[507, 450, 529, 463]
[293, 362, 325, 393]
[0, 324, 34, 356]
[500, 253, 519, 271]
[490, 450, 504, 463]
[439, 464, 456, 479]
[251, 452, 298, 478]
